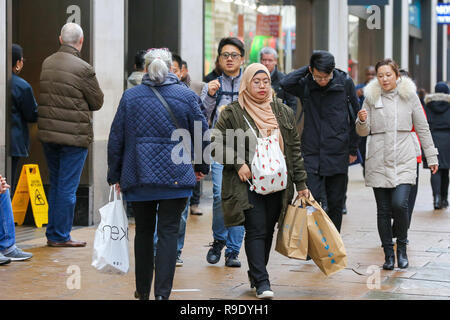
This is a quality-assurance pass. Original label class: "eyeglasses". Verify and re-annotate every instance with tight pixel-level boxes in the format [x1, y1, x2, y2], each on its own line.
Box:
[220, 52, 242, 60]
[251, 79, 271, 87]
[312, 73, 333, 82]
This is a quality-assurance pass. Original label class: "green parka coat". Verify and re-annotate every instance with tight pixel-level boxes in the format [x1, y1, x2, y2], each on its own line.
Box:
[212, 97, 308, 227]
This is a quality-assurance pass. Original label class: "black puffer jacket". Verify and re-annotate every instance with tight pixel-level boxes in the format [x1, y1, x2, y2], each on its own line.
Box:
[424, 93, 450, 169]
[280, 66, 360, 176]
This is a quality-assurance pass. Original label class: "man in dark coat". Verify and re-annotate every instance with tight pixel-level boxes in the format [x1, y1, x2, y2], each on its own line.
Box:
[424, 82, 450, 209]
[280, 51, 360, 232]
[259, 47, 298, 114]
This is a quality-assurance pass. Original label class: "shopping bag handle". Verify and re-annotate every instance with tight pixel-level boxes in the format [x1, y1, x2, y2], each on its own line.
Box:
[293, 193, 317, 207]
[109, 185, 123, 202]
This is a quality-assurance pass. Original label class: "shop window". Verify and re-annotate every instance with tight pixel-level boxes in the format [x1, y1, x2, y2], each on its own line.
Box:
[204, 0, 296, 76]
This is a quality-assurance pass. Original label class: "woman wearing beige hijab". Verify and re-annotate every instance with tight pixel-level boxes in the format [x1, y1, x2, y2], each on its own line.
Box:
[213, 63, 309, 299]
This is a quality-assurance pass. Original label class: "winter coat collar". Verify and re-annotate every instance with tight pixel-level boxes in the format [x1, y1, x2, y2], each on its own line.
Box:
[424, 92, 450, 104]
[142, 72, 180, 87]
[58, 44, 82, 58]
[363, 76, 417, 106]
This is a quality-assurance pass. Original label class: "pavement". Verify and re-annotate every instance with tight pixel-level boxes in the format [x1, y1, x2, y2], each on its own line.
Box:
[1, 165, 450, 300]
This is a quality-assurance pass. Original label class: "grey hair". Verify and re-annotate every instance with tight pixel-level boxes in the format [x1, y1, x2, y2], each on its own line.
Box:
[60, 23, 84, 46]
[144, 49, 173, 84]
[259, 47, 278, 60]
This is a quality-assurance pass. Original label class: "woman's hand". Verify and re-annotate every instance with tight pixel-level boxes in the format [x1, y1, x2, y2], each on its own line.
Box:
[297, 188, 310, 200]
[237, 164, 252, 182]
[114, 183, 121, 195]
[430, 164, 439, 175]
[358, 109, 368, 122]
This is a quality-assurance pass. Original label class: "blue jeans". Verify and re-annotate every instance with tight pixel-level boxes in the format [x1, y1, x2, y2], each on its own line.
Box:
[0, 190, 17, 254]
[43, 143, 88, 243]
[153, 199, 189, 257]
[211, 161, 244, 255]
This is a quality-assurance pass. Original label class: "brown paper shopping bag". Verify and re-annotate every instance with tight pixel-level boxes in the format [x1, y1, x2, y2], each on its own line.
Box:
[304, 196, 347, 276]
[275, 199, 308, 260]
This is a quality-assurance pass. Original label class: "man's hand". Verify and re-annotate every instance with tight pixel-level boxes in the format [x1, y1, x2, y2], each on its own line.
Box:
[430, 164, 439, 175]
[0, 175, 10, 195]
[237, 164, 252, 182]
[208, 80, 221, 96]
[195, 172, 206, 182]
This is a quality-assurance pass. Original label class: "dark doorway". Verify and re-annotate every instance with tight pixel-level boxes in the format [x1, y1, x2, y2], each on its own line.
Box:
[126, 0, 180, 79]
[10, 0, 92, 225]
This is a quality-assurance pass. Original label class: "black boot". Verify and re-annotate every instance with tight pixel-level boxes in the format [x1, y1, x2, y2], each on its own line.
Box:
[397, 241, 409, 269]
[134, 291, 149, 300]
[434, 195, 442, 210]
[441, 198, 449, 208]
[382, 246, 395, 270]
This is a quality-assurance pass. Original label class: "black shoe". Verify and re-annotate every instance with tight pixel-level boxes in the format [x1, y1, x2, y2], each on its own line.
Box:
[225, 251, 241, 268]
[155, 295, 168, 300]
[382, 246, 395, 270]
[434, 195, 442, 210]
[206, 240, 226, 264]
[397, 242, 409, 269]
[134, 291, 149, 300]
[442, 199, 449, 208]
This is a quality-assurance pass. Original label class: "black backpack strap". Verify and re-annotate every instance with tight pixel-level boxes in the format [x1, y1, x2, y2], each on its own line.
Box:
[149, 86, 181, 129]
[344, 75, 356, 124]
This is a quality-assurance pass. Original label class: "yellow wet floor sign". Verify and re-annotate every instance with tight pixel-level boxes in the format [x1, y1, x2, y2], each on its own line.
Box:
[12, 164, 48, 228]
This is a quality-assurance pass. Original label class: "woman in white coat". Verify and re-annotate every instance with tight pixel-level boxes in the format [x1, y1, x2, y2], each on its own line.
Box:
[356, 59, 439, 270]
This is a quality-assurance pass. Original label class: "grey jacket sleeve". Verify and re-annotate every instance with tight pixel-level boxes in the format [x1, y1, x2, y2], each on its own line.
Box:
[356, 100, 370, 137]
[200, 83, 217, 122]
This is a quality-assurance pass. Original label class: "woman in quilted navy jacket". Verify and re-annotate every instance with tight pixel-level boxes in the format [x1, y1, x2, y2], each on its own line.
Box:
[107, 48, 210, 300]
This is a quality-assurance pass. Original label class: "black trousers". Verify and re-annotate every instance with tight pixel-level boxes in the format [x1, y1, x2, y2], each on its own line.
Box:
[393, 164, 419, 235]
[373, 184, 411, 250]
[307, 173, 347, 232]
[431, 169, 449, 200]
[10, 156, 20, 197]
[132, 197, 188, 299]
[244, 189, 283, 287]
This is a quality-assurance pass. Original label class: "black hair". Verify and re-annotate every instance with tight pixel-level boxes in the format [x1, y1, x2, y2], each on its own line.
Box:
[181, 60, 188, 69]
[399, 69, 409, 77]
[309, 50, 335, 74]
[171, 53, 182, 68]
[12, 44, 23, 68]
[134, 49, 147, 71]
[217, 37, 245, 57]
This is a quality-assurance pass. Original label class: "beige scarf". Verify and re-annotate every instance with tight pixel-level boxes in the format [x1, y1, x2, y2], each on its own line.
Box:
[238, 63, 284, 152]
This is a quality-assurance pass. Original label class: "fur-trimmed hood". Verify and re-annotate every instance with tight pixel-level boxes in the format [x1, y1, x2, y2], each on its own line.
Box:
[363, 76, 417, 106]
[424, 92, 450, 105]
[424, 92, 450, 114]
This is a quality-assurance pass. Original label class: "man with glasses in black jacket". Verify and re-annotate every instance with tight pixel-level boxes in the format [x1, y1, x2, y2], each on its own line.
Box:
[280, 51, 360, 232]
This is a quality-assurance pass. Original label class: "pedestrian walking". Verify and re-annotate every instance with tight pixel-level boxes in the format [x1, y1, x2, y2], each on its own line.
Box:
[127, 49, 147, 89]
[201, 37, 246, 268]
[259, 47, 297, 113]
[38, 23, 104, 247]
[424, 81, 450, 210]
[10, 43, 38, 196]
[280, 50, 360, 232]
[204, 56, 222, 83]
[107, 48, 210, 300]
[0, 174, 33, 265]
[212, 63, 309, 299]
[356, 58, 439, 270]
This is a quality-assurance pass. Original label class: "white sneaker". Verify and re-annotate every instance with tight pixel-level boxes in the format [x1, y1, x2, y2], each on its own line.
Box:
[256, 289, 274, 300]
